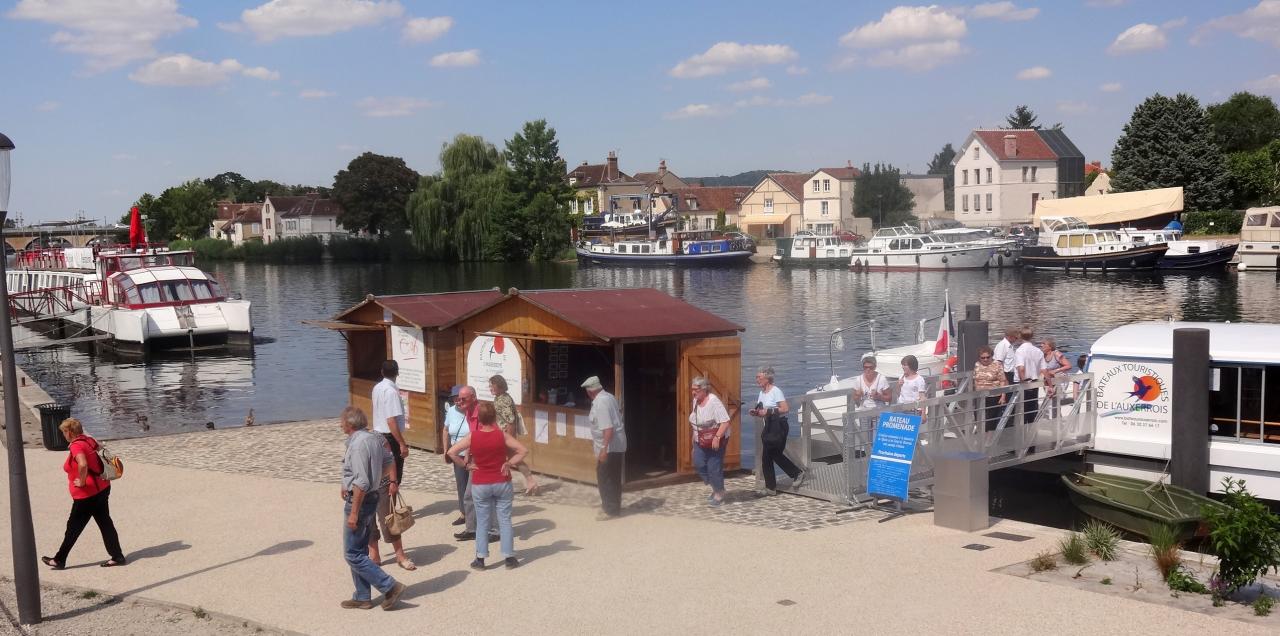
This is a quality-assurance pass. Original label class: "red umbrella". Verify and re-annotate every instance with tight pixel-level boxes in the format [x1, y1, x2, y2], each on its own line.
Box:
[128, 206, 145, 248]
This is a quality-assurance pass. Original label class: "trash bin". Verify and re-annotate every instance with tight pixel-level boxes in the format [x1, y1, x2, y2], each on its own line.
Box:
[36, 403, 72, 451]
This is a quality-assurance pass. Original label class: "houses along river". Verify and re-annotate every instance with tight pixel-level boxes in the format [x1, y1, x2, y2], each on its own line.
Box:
[14, 261, 1277, 461]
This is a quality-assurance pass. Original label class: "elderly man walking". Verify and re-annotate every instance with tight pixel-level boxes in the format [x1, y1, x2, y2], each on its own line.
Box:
[582, 376, 627, 520]
[339, 406, 405, 610]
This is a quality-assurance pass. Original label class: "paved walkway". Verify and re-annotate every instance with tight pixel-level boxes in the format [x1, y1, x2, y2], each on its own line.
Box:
[0, 423, 1267, 635]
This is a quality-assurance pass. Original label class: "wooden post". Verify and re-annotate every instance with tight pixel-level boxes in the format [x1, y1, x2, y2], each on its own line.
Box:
[1171, 328, 1210, 494]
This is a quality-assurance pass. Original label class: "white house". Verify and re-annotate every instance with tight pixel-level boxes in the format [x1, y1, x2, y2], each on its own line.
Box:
[210, 201, 262, 246]
[262, 193, 345, 244]
[952, 129, 1085, 226]
[802, 165, 859, 234]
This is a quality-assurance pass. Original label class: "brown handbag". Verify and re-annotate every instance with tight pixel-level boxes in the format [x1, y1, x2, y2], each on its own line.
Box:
[696, 426, 719, 449]
[384, 493, 415, 535]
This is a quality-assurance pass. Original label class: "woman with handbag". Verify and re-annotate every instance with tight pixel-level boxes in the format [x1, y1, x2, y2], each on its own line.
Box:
[689, 376, 731, 507]
[369, 435, 416, 571]
[490, 375, 539, 495]
[447, 402, 528, 571]
[749, 367, 804, 496]
[42, 418, 126, 570]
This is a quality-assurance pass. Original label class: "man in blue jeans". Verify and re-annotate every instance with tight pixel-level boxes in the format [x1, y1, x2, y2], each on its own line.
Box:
[340, 406, 405, 610]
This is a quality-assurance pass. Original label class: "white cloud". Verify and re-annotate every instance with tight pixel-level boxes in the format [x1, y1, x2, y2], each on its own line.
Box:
[727, 77, 771, 91]
[1015, 65, 1051, 80]
[1107, 23, 1168, 54]
[840, 6, 966, 48]
[241, 66, 280, 81]
[967, 2, 1039, 22]
[865, 40, 969, 71]
[1099, 82, 1123, 92]
[430, 49, 481, 67]
[669, 42, 798, 78]
[1162, 17, 1188, 30]
[357, 96, 433, 117]
[229, 0, 403, 42]
[8, 0, 197, 72]
[403, 16, 452, 42]
[1247, 73, 1280, 93]
[664, 104, 727, 119]
[785, 65, 809, 75]
[1085, 0, 1128, 7]
[128, 54, 278, 86]
[36, 100, 60, 112]
[1193, 1, 1280, 48]
[300, 88, 336, 99]
[1057, 100, 1092, 114]
[794, 92, 833, 106]
[733, 92, 833, 109]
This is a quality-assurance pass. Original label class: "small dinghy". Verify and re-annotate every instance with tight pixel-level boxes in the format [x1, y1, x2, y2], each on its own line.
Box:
[1062, 472, 1227, 540]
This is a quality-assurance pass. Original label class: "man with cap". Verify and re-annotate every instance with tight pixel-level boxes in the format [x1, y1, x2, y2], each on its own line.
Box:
[440, 384, 470, 525]
[582, 376, 627, 520]
[371, 360, 408, 484]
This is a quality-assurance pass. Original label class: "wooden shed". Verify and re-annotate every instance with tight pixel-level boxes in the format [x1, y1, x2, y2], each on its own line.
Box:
[310, 287, 745, 487]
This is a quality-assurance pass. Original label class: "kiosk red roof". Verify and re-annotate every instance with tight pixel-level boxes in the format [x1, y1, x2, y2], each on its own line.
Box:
[517, 288, 743, 341]
[335, 290, 504, 328]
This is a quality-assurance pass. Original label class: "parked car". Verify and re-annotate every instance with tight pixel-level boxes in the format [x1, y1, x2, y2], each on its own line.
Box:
[834, 229, 865, 244]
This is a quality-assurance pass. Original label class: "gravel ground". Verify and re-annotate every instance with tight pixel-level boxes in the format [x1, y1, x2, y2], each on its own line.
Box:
[0, 576, 296, 636]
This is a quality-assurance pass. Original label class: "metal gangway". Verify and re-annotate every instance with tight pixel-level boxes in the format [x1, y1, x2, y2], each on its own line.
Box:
[770, 369, 1096, 508]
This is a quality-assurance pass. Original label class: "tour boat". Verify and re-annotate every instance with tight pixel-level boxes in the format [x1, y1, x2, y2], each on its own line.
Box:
[1020, 216, 1166, 271]
[6, 244, 253, 351]
[848, 226, 994, 271]
[1237, 206, 1280, 270]
[575, 230, 753, 265]
[771, 231, 855, 266]
[1116, 228, 1238, 270]
[929, 227, 1021, 268]
[1087, 321, 1280, 500]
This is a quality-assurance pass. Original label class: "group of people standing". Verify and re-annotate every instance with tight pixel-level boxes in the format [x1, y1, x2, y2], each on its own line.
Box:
[975, 326, 1080, 430]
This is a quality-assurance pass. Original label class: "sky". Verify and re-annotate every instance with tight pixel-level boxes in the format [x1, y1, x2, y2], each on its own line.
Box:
[1, 0, 1278, 224]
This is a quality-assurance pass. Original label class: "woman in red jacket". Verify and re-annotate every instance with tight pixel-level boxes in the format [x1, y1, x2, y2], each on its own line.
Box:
[41, 418, 126, 569]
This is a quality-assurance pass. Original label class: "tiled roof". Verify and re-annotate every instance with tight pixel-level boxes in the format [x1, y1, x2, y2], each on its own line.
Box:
[973, 130, 1057, 161]
[270, 194, 342, 218]
[215, 201, 258, 222]
[566, 163, 634, 188]
[670, 186, 753, 213]
[220, 207, 262, 232]
[816, 166, 861, 180]
[768, 172, 814, 202]
[334, 291, 506, 329]
[517, 288, 743, 342]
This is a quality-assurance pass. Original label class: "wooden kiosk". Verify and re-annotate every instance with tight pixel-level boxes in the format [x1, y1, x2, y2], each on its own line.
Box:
[310, 287, 745, 486]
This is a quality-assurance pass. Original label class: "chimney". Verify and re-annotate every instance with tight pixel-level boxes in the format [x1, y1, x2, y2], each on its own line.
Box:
[1003, 134, 1017, 158]
[846, 160, 852, 168]
[607, 151, 618, 180]
[658, 159, 667, 180]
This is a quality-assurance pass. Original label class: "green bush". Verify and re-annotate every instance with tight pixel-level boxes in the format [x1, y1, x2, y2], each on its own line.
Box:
[1203, 477, 1280, 595]
[1255, 594, 1275, 617]
[1182, 210, 1243, 235]
[327, 234, 424, 262]
[1166, 565, 1209, 594]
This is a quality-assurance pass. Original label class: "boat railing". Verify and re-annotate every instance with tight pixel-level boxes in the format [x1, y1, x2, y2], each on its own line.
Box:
[774, 371, 1096, 507]
[7, 283, 100, 319]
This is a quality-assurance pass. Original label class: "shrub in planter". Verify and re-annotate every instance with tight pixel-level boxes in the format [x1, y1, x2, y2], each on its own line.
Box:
[1203, 477, 1280, 596]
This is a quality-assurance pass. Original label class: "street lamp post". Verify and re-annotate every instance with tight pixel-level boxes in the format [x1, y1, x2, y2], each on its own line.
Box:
[0, 132, 42, 624]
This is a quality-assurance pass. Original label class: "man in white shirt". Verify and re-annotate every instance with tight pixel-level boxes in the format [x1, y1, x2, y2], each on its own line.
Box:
[371, 360, 408, 483]
[1014, 327, 1045, 425]
[992, 327, 1020, 384]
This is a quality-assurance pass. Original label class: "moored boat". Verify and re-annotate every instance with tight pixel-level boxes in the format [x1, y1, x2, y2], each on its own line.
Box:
[1021, 216, 1166, 271]
[1117, 228, 1238, 270]
[1237, 206, 1280, 270]
[772, 231, 855, 266]
[1062, 472, 1226, 540]
[575, 230, 753, 265]
[930, 227, 1022, 268]
[849, 226, 993, 271]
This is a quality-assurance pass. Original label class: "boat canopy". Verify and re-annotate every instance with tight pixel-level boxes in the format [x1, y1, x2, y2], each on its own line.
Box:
[1242, 206, 1280, 242]
[1039, 216, 1090, 232]
[1090, 321, 1280, 365]
[1033, 187, 1183, 226]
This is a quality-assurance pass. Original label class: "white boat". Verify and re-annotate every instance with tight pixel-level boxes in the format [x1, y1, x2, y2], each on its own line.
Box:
[1116, 227, 1238, 270]
[771, 231, 855, 266]
[929, 227, 1021, 268]
[6, 245, 253, 351]
[1238, 206, 1280, 270]
[1020, 216, 1166, 271]
[1088, 321, 1280, 500]
[848, 226, 994, 271]
[575, 231, 753, 265]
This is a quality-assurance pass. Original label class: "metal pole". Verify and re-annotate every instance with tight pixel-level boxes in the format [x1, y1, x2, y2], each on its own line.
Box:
[0, 209, 42, 624]
[1171, 328, 1210, 493]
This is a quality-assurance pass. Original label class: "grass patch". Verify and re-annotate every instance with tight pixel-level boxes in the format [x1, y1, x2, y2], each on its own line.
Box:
[1254, 595, 1275, 617]
[1166, 565, 1209, 594]
[193, 606, 208, 620]
[1149, 524, 1182, 579]
[1030, 550, 1058, 573]
[1059, 532, 1090, 565]
[1082, 520, 1121, 561]
[1101, 577, 1112, 585]
[79, 590, 98, 599]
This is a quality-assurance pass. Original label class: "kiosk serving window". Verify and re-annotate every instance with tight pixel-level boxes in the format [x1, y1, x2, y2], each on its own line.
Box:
[532, 341, 612, 408]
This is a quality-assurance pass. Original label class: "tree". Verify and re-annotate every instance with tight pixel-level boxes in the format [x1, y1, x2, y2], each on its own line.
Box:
[504, 120, 573, 260]
[927, 143, 956, 211]
[157, 180, 216, 240]
[332, 152, 420, 235]
[1207, 92, 1280, 154]
[407, 134, 512, 261]
[204, 172, 251, 202]
[1226, 140, 1280, 207]
[853, 163, 917, 227]
[714, 209, 727, 229]
[1110, 93, 1234, 211]
[1004, 105, 1039, 129]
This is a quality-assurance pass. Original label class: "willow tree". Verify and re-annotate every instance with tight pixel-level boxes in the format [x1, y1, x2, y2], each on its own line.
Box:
[407, 134, 512, 260]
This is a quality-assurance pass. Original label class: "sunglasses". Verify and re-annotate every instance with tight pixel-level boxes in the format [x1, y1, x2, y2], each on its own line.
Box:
[979, 355, 992, 360]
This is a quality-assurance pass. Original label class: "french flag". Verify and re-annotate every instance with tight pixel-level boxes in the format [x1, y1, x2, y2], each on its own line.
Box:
[933, 294, 954, 356]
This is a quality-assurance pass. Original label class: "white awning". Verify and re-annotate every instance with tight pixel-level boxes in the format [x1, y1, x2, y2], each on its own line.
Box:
[1033, 186, 1183, 225]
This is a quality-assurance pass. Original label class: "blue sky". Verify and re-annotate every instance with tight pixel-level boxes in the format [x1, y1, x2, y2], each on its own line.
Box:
[2, 0, 1278, 223]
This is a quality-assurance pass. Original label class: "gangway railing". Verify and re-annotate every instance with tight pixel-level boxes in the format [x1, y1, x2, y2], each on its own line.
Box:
[766, 370, 1096, 507]
[7, 284, 99, 319]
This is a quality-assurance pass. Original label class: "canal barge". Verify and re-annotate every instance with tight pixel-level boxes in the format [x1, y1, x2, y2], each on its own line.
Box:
[1087, 321, 1280, 500]
[575, 231, 753, 265]
[1237, 206, 1280, 270]
[1020, 216, 1166, 271]
[848, 226, 993, 271]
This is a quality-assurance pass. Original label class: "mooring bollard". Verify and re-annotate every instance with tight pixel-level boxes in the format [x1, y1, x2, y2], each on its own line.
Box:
[1171, 328, 1210, 494]
[933, 450, 989, 532]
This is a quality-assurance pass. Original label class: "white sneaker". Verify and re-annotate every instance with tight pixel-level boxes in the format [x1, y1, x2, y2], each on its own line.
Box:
[792, 470, 807, 488]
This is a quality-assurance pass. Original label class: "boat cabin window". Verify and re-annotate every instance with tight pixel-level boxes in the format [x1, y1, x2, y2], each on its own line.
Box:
[138, 282, 162, 304]
[1056, 236, 1069, 249]
[1210, 365, 1280, 443]
[160, 280, 196, 302]
[1246, 213, 1269, 227]
[641, 245, 651, 254]
[1273, 212, 1280, 228]
[1084, 235, 1096, 245]
[1069, 235, 1085, 248]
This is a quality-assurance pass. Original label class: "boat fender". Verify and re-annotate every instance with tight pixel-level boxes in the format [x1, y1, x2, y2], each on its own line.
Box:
[997, 255, 1004, 267]
[1237, 262, 1248, 271]
[1002, 249, 1012, 257]
[1129, 259, 1137, 269]
[941, 255, 948, 264]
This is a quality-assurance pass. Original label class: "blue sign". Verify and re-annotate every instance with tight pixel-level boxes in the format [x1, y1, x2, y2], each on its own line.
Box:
[867, 411, 923, 501]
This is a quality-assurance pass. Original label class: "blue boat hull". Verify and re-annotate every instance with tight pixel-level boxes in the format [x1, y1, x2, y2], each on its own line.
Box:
[575, 248, 753, 266]
[1156, 244, 1238, 270]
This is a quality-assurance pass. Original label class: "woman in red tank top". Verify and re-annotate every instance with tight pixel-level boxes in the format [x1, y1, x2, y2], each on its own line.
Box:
[446, 402, 527, 570]
[41, 418, 126, 570]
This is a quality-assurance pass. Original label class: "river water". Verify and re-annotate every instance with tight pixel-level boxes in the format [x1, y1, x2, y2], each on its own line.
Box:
[14, 261, 1279, 448]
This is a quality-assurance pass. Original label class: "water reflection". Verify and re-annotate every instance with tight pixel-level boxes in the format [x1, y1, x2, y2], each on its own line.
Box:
[13, 260, 1272, 441]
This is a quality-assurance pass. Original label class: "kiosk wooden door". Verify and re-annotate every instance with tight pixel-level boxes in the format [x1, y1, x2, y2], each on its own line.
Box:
[678, 337, 742, 473]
